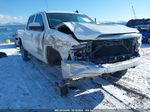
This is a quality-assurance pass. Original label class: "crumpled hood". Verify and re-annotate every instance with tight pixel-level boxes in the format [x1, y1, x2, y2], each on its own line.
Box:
[62, 22, 139, 40]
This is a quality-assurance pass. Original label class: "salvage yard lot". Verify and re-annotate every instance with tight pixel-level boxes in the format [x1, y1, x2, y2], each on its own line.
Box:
[0, 43, 150, 109]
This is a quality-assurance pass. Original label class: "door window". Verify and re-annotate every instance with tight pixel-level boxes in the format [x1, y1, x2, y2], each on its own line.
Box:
[33, 14, 44, 31]
[26, 15, 35, 30]
[35, 14, 44, 26]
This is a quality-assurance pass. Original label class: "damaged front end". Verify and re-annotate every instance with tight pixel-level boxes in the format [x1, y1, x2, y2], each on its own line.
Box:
[61, 33, 141, 79]
[57, 22, 141, 79]
[71, 35, 141, 64]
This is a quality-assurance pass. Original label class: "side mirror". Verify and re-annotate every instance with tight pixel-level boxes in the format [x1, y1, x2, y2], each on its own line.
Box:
[28, 22, 44, 31]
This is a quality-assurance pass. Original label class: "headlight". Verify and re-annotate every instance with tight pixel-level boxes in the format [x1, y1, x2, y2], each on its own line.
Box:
[72, 42, 87, 50]
[71, 42, 90, 60]
[135, 34, 142, 52]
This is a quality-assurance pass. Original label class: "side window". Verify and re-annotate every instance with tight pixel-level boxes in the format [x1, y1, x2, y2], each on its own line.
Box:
[35, 14, 44, 26]
[26, 15, 35, 30]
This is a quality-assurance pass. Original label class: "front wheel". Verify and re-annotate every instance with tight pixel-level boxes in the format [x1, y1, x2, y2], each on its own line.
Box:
[111, 69, 128, 78]
[20, 45, 30, 61]
[55, 82, 69, 96]
[47, 48, 61, 66]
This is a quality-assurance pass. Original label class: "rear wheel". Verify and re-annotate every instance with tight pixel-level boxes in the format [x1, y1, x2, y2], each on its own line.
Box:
[20, 45, 30, 61]
[111, 69, 127, 78]
[15, 38, 19, 47]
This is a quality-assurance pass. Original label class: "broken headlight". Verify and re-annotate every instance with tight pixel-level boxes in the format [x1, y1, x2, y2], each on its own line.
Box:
[135, 34, 142, 52]
[71, 42, 92, 60]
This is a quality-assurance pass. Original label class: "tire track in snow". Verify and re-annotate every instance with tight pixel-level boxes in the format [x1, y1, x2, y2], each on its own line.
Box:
[31, 58, 131, 109]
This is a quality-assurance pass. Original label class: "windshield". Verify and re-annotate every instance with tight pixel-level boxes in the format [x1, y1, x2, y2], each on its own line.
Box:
[46, 13, 95, 28]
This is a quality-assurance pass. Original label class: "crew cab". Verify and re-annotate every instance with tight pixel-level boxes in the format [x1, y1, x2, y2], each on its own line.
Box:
[20, 11, 141, 80]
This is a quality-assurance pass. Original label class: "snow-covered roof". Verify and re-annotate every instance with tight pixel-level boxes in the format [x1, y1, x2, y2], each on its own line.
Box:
[45, 11, 82, 14]
[29, 11, 83, 17]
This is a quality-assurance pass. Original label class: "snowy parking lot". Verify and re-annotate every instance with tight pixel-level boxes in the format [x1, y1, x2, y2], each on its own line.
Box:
[0, 43, 150, 109]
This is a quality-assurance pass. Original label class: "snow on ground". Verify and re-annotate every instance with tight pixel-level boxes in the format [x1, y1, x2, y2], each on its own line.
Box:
[0, 43, 18, 55]
[0, 43, 150, 109]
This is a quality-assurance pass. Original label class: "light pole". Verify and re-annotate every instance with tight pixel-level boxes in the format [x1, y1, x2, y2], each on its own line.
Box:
[128, 0, 137, 19]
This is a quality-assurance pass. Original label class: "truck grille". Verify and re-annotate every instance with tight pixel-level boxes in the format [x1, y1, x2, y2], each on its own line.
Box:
[88, 38, 136, 64]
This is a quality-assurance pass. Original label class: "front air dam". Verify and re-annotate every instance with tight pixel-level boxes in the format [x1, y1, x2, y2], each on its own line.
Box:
[61, 57, 140, 79]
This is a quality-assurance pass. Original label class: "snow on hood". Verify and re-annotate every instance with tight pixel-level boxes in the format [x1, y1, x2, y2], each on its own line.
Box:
[62, 22, 139, 40]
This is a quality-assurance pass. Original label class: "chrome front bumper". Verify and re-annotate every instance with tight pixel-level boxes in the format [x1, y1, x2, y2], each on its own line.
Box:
[61, 57, 140, 79]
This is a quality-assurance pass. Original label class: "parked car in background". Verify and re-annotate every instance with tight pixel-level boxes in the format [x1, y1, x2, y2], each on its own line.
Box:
[137, 25, 150, 44]
[126, 19, 150, 28]
[127, 19, 150, 44]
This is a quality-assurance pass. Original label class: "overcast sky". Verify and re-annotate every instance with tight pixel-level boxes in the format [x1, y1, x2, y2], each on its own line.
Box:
[0, 0, 150, 23]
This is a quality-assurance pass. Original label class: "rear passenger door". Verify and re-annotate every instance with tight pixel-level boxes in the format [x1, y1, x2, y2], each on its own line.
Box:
[22, 15, 35, 53]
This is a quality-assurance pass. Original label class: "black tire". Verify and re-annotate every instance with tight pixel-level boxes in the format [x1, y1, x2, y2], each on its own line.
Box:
[55, 82, 68, 96]
[14, 38, 19, 47]
[111, 69, 128, 78]
[20, 45, 30, 61]
[47, 47, 61, 66]
[148, 37, 150, 44]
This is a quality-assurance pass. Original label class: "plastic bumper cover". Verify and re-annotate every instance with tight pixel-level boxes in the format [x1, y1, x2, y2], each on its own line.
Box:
[61, 57, 140, 79]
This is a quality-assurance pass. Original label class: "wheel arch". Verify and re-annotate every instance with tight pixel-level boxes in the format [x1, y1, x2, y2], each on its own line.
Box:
[19, 38, 22, 46]
[46, 46, 62, 65]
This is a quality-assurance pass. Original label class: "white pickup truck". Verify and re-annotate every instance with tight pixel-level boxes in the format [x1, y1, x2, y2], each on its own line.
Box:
[20, 11, 141, 82]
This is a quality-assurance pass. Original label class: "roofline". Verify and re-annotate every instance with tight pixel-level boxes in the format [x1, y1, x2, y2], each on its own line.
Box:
[29, 11, 85, 18]
[44, 11, 83, 14]
[45, 11, 78, 13]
